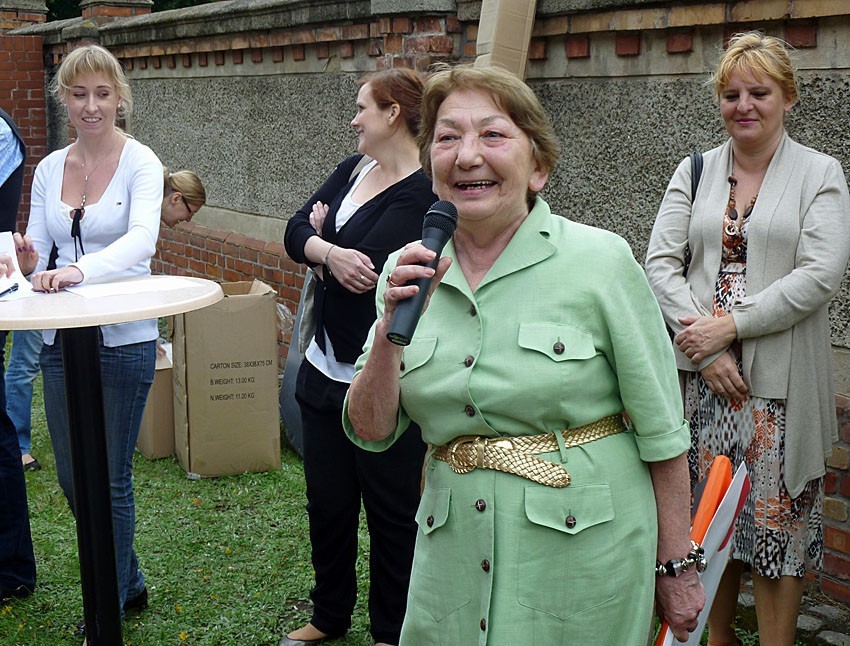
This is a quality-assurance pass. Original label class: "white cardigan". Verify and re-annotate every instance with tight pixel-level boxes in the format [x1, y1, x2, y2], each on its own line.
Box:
[646, 133, 850, 497]
[27, 137, 163, 347]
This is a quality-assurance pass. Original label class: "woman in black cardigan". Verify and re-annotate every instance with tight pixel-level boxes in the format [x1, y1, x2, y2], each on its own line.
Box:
[282, 69, 435, 646]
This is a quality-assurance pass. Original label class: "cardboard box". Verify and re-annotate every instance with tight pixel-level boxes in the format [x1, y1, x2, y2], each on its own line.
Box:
[172, 280, 281, 477]
[475, 0, 538, 79]
[137, 352, 175, 459]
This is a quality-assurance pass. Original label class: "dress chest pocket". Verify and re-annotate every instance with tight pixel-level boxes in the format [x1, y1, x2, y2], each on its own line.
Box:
[517, 484, 616, 620]
[517, 323, 596, 362]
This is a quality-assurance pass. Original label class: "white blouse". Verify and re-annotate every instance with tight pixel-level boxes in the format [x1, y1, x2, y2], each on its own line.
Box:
[27, 137, 163, 347]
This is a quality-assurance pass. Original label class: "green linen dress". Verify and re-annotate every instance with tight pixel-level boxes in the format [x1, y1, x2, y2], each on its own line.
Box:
[344, 198, 690, 645]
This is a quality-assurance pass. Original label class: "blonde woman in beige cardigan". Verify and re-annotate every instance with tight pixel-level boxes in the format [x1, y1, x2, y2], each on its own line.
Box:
[646, 33, 850, 646]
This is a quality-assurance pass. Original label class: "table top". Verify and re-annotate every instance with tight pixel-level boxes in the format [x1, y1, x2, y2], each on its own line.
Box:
[0, 275, 223, 330]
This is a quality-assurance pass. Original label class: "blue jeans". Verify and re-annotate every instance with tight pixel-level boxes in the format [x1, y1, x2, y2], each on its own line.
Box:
[5, 329, 43, 455]
[41, 334, 155, 609]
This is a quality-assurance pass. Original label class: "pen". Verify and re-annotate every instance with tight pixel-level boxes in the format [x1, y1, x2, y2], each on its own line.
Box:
[0, 283, 19, 298]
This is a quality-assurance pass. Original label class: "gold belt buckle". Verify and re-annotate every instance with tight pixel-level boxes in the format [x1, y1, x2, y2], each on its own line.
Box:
[446, 436, 477, 474]
[446, 436, 515, 474]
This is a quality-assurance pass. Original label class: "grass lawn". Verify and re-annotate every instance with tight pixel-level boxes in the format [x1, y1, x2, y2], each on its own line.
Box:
[0, 368, 373, 645]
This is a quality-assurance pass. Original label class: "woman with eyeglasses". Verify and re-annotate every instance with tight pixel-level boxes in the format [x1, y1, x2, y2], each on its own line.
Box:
[13, 44, 163, 624]
[161, 167, 205, 227]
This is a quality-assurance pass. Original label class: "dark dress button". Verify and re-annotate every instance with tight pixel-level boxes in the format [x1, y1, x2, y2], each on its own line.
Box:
[553, 341, 565, 354]
[565, 515, 577, 528]
[464, 405, 475, 417]
[481, 559, 491, 572]
[480, 618, 486, 631]
[469, 305, 477, 316]
[475, 499, 486, 512]
[426, 515, 434, 527]
[464, 355, 474, 367]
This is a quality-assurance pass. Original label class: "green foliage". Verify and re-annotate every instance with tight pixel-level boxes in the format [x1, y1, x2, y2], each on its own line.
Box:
[46, 0, 77, 21]
[46, 0, 219, 22]
[152, 0, 219, 12]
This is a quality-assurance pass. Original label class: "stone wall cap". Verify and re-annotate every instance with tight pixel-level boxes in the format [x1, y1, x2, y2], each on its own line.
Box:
[61, 18, 100, 39]
[538, 0, 669, 11]
[102, 0, 368, 30]
[370, 0, 455, 12]
[459, 0, 678, 20]
[10, 15, 81, 35]
[98, 0, 373, 45]
[0, 0, 47, 13]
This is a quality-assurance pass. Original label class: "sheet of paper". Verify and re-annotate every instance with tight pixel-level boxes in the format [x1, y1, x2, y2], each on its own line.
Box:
[0, 231, 35, 301]
[66, 276, 202, 299]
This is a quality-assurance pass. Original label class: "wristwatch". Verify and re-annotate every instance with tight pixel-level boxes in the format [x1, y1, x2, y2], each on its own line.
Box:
[655, 540, 707, 577]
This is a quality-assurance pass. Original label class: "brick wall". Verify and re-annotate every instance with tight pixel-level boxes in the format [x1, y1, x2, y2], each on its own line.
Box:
[0, 34, 47, 232]
[824, 398, 850, 602]
[108, 14, 463, 74]
[153, 222, 299, 366]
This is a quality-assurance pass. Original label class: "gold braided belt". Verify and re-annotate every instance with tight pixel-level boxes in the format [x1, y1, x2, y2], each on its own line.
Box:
[432, 414, 627, 488]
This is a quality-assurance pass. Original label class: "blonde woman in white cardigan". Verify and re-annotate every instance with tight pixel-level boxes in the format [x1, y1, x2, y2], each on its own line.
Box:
[646, 33, 850, 646]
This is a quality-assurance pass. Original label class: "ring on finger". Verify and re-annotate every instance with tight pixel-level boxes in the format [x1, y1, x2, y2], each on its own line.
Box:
[387, 274, 400, 288]
[359, 274, 366, 282]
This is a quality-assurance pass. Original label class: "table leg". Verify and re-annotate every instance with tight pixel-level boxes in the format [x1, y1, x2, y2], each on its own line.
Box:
[60, 327, 123, 645]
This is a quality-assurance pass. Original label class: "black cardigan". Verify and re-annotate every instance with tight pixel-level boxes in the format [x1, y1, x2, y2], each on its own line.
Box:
[284, 154, 437, 364]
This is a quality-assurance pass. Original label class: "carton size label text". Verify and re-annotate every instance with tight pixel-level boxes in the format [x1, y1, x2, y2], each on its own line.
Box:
[205, 358, 275, 402]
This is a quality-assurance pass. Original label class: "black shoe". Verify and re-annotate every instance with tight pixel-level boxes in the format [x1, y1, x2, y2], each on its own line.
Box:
[0, 585, 33, 602]
[279, 636, 333, 646]
[279, 631, 345, 646]
[123, 587, 148, 612]
[22, 458, 41, 472]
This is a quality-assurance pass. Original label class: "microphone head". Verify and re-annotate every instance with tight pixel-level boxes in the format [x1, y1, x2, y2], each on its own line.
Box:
[424, 200, 458, 236]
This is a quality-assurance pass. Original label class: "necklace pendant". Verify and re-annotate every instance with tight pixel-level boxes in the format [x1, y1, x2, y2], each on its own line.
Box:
[727, 206, 739, 221]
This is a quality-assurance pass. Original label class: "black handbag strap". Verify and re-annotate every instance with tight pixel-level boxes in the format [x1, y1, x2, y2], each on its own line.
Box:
[689, 151, 703, 202]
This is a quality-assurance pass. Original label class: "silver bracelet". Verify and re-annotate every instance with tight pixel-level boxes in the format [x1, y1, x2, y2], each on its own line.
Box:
[655, 540, 707, 577]
[323, 244, 335, 277]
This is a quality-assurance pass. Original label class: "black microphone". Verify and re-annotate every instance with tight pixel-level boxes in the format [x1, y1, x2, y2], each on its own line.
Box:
[386, 200, 458, 346]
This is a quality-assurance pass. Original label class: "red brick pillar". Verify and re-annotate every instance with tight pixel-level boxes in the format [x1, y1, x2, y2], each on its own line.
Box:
[0, 27, 47, 230]
[0, 0, 46, 33]
[79, 0, 152, 25]
[822, 396, 850, 603]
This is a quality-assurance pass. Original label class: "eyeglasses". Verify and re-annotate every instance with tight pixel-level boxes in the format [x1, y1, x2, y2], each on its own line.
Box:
[70, 207, 86, 261]
[180, 195, 196, 217]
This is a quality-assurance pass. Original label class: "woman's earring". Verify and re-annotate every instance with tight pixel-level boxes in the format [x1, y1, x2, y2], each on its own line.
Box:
[117, 102, 126, 119]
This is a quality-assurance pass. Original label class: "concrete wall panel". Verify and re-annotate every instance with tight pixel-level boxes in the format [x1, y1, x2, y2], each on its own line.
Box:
[132, 72, 360, 220]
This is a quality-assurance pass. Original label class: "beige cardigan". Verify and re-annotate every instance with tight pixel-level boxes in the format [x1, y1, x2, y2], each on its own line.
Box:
[646, 133, 850, 497]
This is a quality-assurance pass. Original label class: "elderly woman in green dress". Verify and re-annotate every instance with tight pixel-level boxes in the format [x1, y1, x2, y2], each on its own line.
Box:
[344, 64, 705, 644]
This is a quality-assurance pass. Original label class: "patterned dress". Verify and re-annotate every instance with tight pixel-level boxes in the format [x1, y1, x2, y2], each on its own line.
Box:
[683, 209, 823, 579]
